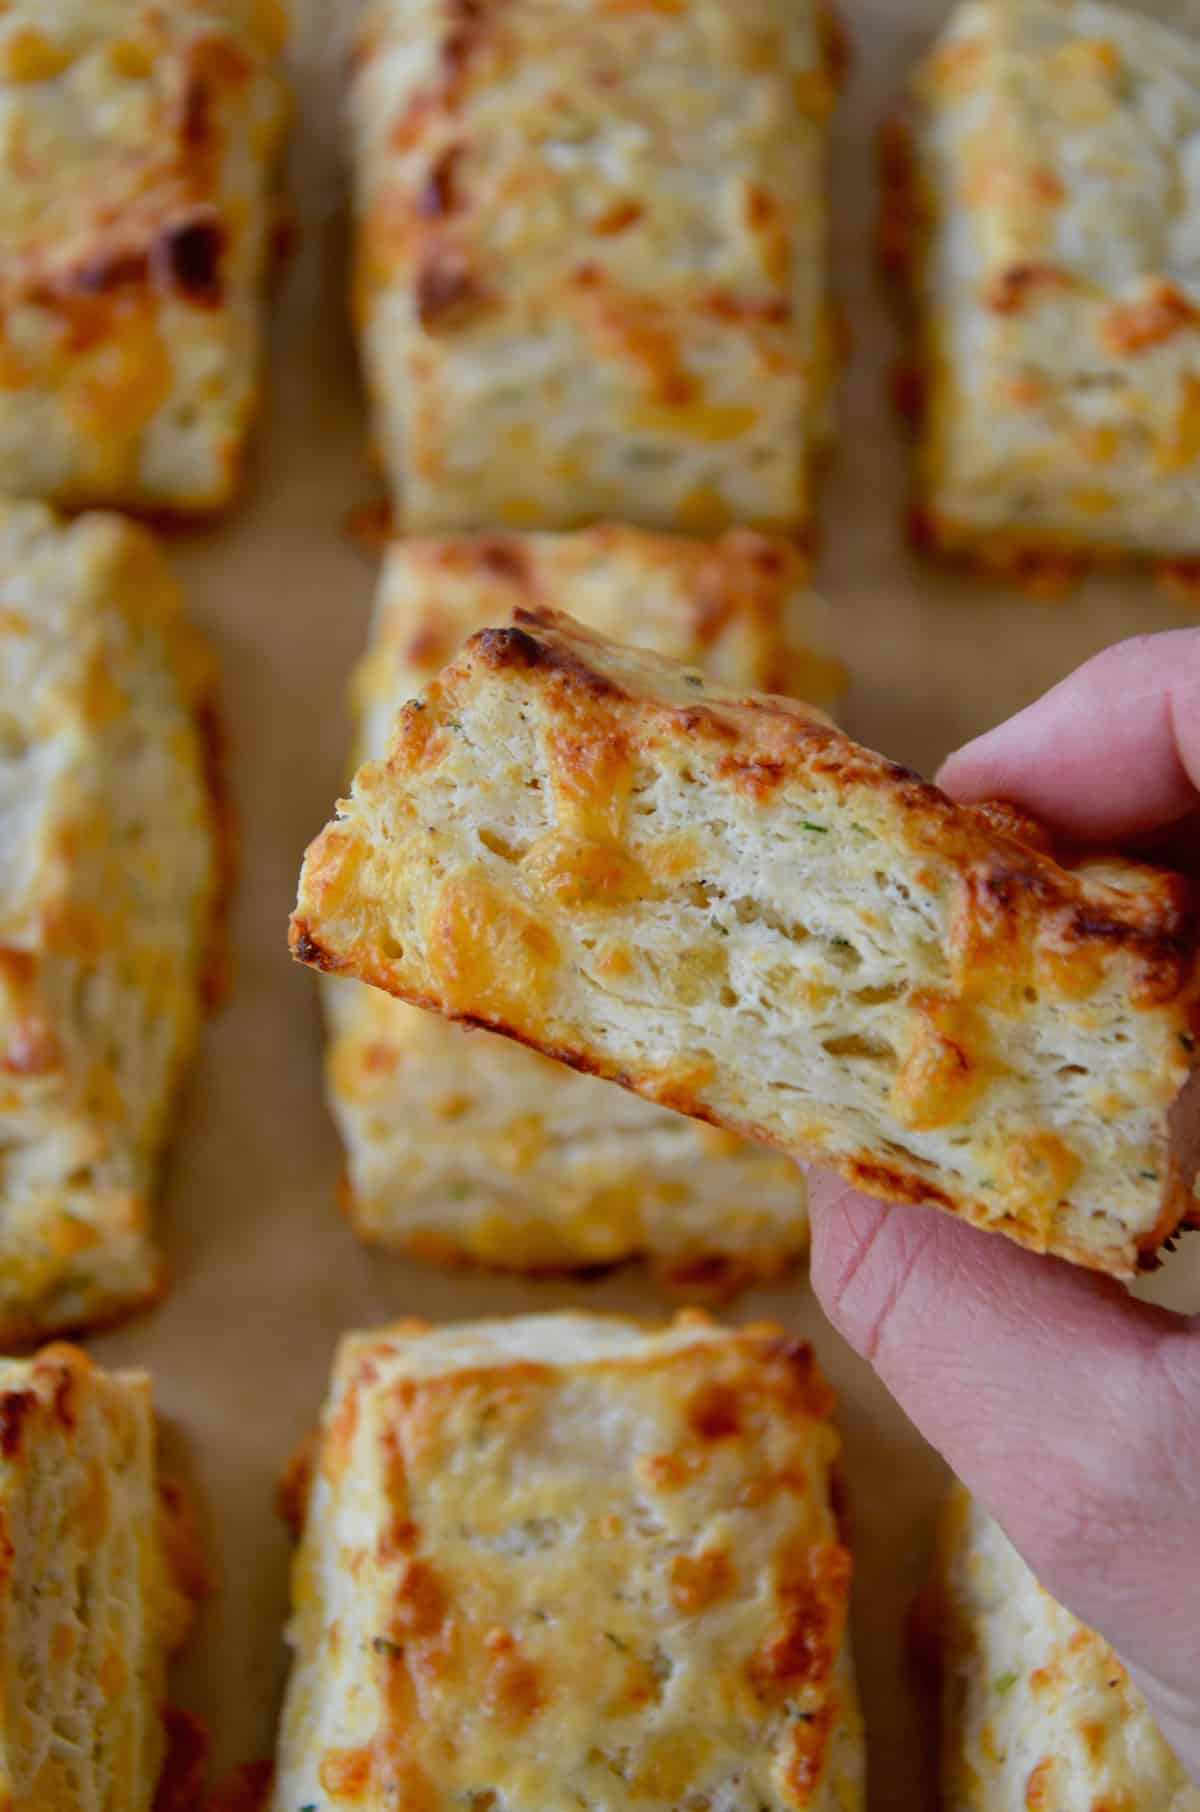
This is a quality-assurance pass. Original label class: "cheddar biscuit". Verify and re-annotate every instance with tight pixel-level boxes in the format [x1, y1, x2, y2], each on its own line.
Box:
[272, 1312, 864, 1812]
[326, 528, 837, 1289]
[0, 500, 220, 1344]
[0, 1344, 200, 1812]
[934, 1485, 1199, 1811]
[350, 0, 839, 534]
[0, 1, 287, 513]
[292, 607, 1200, 1278]
[900, 0, 1200, 571]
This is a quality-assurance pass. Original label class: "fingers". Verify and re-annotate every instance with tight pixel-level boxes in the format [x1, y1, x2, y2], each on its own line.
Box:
[829, 633, 1200, 1772]
[938, 630, 1200, 843]
[807, 1175, 1200, 1713]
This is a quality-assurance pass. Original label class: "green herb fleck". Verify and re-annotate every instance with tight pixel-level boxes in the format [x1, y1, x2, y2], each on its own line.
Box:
[831, 936, 852, 950]
[851, 822, 868, 833]
[604, 1631, 629, 1653]
[802, 822, 829, 834]
[372, 1636, 403, 1658]
[994, 1672, 1019, 1695]
[448, 1183, 473, 1201]
[1139, 1170, 1159, 1182]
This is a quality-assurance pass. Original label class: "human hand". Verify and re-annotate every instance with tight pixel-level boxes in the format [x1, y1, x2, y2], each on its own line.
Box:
[808, 631, 1200, 1781]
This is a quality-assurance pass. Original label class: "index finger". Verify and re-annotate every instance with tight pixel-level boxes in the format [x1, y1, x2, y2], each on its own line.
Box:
[938, 630, 1200, 844]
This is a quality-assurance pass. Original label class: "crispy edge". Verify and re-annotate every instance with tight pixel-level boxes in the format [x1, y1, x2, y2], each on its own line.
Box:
[202, 1762, 274, 1812]
[155, 1709, 210, 1812]
[0, 1261, 169, 1355]
[192, 665, 237, 1013]
[340, 1184, 806, 1302]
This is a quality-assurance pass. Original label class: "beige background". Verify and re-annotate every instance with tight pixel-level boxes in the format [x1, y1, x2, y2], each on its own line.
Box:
[88, 3, 1200, 1806]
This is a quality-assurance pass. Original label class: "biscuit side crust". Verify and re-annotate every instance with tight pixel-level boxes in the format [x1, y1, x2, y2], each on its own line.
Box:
[0, 501, 221, 1343]
[0, 1344, 198, 1812]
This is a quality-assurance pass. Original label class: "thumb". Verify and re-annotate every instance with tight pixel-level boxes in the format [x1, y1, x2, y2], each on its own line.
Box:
[807, 1177, 1200, 1769]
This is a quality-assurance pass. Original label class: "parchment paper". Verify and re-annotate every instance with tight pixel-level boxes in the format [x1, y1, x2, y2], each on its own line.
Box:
[88, 4, 1200, 1806]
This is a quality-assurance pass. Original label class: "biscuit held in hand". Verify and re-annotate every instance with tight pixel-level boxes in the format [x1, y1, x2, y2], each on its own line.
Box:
[290, 607, 1200, 1277]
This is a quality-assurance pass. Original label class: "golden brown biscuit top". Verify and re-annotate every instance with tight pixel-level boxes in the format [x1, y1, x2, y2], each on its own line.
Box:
[0, 1, 282, 305]
[284, 1312, 860, 1811]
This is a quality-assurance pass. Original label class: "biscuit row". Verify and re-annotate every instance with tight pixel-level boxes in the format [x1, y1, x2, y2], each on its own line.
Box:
[350, 0, 1200, 581]
[0, 1, 1195, 573]
[2, 1323, 1192, 1811]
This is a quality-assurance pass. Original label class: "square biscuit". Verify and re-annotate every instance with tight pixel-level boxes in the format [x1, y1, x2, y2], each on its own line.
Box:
[350, 0, 840, 535]
[933, 1486, 1198, 1811]
[292, 607, 1200, 1278]
[325, 527, 841, 1291]
[0, 500, 221, 1345]
[272, 1312, 864, 1812]
[0, 1, 287, 513]
[0, 1343, 200, 1811]
[901, 0, 1200, 569]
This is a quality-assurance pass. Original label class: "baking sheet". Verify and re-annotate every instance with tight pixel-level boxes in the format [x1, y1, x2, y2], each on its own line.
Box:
[88, 3, 1200, 1806]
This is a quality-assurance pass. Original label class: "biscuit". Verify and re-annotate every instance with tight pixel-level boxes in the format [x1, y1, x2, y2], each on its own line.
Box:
[0, 2, 287, 513]
[0, 500, 220, 1344]
[0, 1344, 200, 1811]
[271, 1311, 864, 1812]
[933, 1485, 1199, 1811]
[291, 607, 1200, 1277]
[897, 0, 1200, 573]
[350, 0, 839, 534]
[326, 528, 839, 1289]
